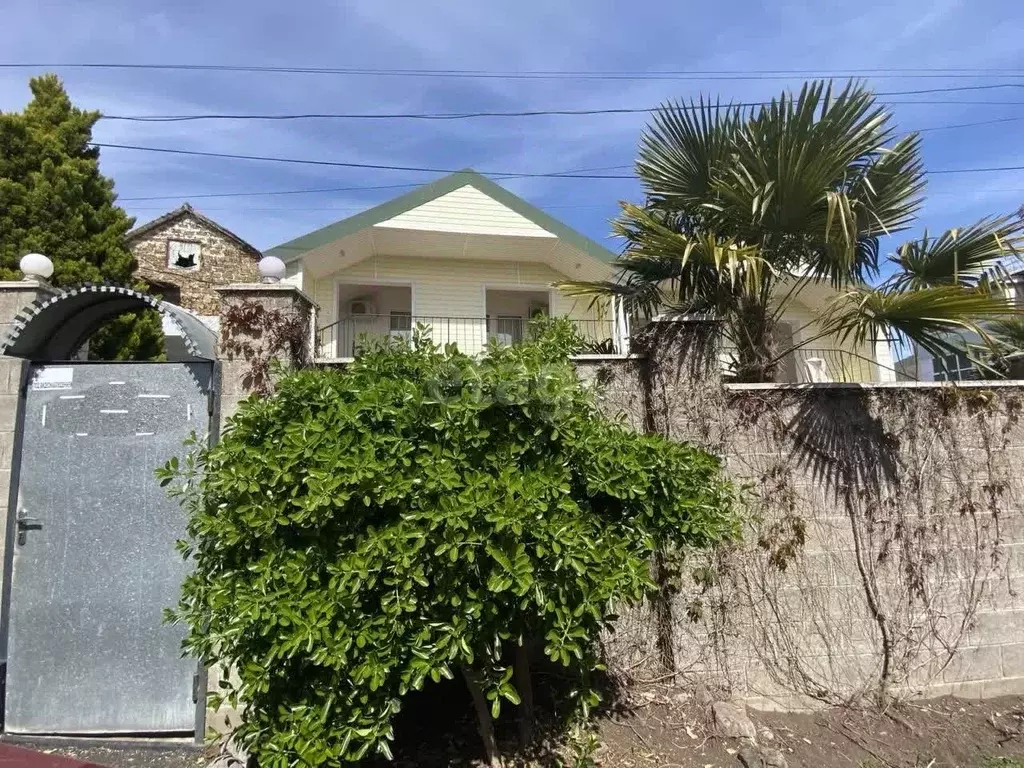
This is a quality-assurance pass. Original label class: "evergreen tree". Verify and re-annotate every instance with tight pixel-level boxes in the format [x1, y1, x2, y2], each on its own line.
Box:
[0, 74, 162, 360]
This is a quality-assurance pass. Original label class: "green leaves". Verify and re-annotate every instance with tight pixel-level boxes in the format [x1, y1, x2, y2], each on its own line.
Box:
[0, 75, 164, 360]
[561, 78, 1023, 383]
[164, 321, 736, 764]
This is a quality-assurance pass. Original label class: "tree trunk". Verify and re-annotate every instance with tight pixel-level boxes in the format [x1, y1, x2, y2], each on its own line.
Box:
[651, 549, 677, 674]
[514, 643, 534, 749]
[462, 666, 502, 768]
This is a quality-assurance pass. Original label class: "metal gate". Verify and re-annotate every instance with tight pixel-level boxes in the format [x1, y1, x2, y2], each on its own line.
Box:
[3, 362, 213, 734]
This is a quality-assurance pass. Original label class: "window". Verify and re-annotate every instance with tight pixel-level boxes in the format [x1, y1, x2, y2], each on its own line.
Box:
[389, 311, 412, 332]
[933, 352, 978, 382]
[167, 240, 201, 270]
[150, 283, 181, 306]
[495, 316, 524, 344]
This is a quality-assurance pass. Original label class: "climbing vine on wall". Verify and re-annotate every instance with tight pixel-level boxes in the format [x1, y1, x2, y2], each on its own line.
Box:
[219, 299, 310, 395]
[599, 322, 1019, 709]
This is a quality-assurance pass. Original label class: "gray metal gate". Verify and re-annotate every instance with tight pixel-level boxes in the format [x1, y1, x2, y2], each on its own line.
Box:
[4, 362, 213, 734]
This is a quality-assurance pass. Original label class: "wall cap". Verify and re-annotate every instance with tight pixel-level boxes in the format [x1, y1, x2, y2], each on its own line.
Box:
[215, 283, 318, 309]
[0, 279, 61, 296]
[726, 379, 1024, 391]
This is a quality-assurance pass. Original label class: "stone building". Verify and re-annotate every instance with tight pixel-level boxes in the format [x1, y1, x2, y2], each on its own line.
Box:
[126, 203, 262, 315]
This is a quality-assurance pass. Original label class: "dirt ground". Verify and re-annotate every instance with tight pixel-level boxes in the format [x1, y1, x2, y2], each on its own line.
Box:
[594, 694, 1024, 768]
[8, 695, 1023, 767]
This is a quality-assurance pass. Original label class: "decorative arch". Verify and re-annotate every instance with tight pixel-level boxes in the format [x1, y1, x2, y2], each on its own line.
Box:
[0, 283, 218, 361]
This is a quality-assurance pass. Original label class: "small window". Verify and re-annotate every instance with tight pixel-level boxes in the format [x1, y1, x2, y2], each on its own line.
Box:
[933, 352, 977, 382]
[150, 283, 181, 306]
[390, 311, 412, 332]
[167, 240, 201, 271]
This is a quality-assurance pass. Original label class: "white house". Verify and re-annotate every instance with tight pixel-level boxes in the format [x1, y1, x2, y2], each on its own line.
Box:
[266, 170, 893, 382]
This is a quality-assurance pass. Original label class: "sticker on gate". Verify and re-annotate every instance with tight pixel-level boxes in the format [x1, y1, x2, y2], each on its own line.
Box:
[31, 367, 74, 390]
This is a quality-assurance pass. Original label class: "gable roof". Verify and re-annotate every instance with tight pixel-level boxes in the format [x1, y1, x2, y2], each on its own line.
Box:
[125, 203, 262, 259]
[264, 169, 617, 264]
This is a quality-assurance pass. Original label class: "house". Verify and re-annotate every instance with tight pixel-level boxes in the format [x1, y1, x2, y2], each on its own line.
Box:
[265, 169, 894, 383]
[264, 170, 629, 359]
[126, 203, 262, 316]
[894, 268, 1024, 382]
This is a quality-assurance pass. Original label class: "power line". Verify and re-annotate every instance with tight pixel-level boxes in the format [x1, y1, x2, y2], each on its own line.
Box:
[91, 142, 637, 178]
[915, 115, 1024, 132]
[91, 141, 1024, 177]
[99, 84, 1024, 122]
[5, 62, 1024, 80]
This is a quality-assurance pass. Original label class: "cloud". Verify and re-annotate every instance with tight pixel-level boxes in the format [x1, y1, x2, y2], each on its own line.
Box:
[0, 0, 1022, 251]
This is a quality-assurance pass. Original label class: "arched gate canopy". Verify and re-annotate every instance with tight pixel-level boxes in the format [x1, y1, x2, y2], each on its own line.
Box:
[0, 284, 217, 361]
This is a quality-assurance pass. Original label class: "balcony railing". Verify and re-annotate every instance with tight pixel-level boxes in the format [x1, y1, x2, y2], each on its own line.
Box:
[722, 346, 893, 383]
[317, 314, 623, 359]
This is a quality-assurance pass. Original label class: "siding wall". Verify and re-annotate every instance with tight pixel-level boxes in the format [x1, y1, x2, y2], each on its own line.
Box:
[376, 186, 557, 237]
[313, 255, 611, 357]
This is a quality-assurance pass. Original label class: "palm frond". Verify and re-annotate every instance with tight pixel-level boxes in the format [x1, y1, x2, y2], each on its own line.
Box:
[823, 284, 1017, 358]
[890, 214, 1024, 290]
[636, 96, 743, 210]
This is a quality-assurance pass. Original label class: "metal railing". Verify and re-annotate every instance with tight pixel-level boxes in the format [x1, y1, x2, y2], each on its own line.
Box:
[721, 346, 890, 383]
[317, 314, 621, 358]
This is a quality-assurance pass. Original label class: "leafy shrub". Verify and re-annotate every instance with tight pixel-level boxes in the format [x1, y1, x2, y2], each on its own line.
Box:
[160, 319, 737, 765]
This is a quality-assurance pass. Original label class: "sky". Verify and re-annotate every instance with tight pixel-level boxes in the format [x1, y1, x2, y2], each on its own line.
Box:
[1, 0, 1023, 258]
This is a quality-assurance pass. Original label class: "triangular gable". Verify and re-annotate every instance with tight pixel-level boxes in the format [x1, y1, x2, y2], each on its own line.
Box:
[125, 203, 261, 258]
[376, 183, 555, 238]
[264, 170, 616, 264]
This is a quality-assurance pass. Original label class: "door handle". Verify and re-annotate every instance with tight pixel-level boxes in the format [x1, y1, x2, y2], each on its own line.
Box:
[16, 509, 41, 545]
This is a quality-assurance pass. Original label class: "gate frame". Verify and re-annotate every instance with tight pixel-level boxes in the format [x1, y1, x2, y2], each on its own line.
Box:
[0, 359, 220, 742]
[0, 283, 223, 742]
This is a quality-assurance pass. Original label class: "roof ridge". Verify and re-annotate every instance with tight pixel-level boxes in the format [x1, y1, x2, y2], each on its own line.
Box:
[125, 203, 261, 258]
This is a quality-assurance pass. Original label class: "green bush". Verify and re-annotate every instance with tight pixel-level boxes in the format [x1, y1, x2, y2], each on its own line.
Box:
[161, 319, 738, 765]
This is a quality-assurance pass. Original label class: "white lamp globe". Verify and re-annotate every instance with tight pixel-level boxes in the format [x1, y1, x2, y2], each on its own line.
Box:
[20, 252, 54, 281]
[258, 256, 286, 283]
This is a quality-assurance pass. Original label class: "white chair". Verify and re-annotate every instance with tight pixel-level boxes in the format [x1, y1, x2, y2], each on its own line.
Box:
[804, 357, 833, 383]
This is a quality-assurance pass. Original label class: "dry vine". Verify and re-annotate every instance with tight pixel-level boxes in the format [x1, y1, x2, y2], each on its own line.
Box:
[220, 299, 312, 395]
[597, 323, 1022, 709]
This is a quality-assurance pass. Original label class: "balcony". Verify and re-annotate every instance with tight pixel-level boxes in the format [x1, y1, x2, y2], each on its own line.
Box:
[316, 315, 624, 360]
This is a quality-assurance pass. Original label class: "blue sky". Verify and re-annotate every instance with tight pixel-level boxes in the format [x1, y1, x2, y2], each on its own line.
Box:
[1, 0, 1023, 259]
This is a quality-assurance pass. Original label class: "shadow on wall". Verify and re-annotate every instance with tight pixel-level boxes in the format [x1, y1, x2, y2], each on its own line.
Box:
[595, 320, 1024, 710]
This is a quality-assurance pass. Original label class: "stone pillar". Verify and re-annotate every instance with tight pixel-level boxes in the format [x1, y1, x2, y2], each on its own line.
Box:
[214, 283, 317, 422]
[207, 283, 315, 735]
[0, 279, 61, 623]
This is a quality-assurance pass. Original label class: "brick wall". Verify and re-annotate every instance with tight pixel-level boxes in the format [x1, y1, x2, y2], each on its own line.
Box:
[580, 323, 1024, 710]
[131, 214, 260, 316]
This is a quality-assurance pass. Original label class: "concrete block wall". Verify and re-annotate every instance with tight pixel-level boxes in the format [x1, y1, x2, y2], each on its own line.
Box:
[585, 323, 1024, 710]
[0, 280, 61, 627]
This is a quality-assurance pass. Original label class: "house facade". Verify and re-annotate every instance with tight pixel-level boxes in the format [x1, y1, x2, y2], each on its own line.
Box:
[265, 170, 630, 359]
[264, 170, 893, 383]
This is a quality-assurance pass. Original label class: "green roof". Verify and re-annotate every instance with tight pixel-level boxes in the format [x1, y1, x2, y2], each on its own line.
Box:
[264, 169, 617, 264]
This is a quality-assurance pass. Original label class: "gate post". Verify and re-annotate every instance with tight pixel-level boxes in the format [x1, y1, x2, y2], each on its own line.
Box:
[0, 274, 60, 616]
[206, 277, 315, 734]
[214, 280, 316, 422]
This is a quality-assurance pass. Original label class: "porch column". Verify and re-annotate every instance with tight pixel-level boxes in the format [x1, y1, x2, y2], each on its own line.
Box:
[874, 336, 897, 383]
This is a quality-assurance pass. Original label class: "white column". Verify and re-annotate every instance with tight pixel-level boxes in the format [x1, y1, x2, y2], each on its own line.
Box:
[874, 337, 897, 383]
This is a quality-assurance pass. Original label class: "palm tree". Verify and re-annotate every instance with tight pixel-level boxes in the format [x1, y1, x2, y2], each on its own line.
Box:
[561, 81, 1024, 382]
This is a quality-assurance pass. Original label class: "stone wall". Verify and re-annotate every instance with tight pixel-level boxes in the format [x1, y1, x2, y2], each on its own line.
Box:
[130, 213, 260, 316]
[580, 324, 1024, 710]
